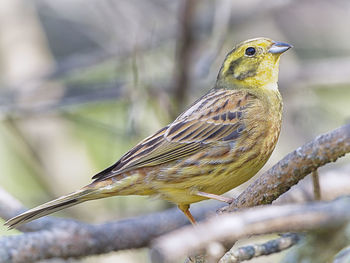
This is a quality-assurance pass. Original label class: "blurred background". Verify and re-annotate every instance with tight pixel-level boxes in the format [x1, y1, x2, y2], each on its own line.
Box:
[0, 0, 350, 262]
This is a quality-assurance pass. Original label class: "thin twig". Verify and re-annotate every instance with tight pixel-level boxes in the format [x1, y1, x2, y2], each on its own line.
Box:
[274, 167, 350, 205]
[219, 233, 301, 263]
[311, 170, 321, 201]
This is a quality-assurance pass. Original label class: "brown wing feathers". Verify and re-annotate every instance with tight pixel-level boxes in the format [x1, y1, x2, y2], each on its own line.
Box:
[92, 90, 253, 182]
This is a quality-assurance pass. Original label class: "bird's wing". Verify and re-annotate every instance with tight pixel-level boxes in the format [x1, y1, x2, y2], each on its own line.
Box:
[92, 89, 254, 182]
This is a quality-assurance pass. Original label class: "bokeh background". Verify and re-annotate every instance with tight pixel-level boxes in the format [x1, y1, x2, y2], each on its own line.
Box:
[0, 0, 350, 262]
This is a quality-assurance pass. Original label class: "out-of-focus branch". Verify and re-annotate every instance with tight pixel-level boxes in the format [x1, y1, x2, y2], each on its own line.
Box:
[194, 0, 232, 79]
[222, 123, 350, 212]
[172, 0, 197, 114]
[45, 0, 292, 79]
[0, 186, 65, 233]
[0, 197, 220, 263]
[0, 187, 24, 225]
[334, 246, 350, 263]
[151, 196, 350, 262]
[3, 56, 350, 120]
[282, 224, 349, 263]
[0, 81, 123, 119]
[219, 233, 301, 263]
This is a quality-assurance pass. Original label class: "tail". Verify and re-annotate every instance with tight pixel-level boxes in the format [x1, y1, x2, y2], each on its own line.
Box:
[4, 186, 100, 229]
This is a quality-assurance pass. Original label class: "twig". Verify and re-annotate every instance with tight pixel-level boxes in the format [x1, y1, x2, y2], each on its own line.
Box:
[311, 170, 321, 201]
[219, 233, 301, 263]
[274, 166, 350, 205]
[151, 196, 350, 262]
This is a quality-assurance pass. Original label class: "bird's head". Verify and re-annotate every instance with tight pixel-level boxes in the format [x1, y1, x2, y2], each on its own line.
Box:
[217, 37, 292, 90]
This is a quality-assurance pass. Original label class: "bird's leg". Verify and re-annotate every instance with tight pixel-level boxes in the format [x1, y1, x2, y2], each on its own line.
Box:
[178, 204, 196, 225]
[195, 191, 233, 203]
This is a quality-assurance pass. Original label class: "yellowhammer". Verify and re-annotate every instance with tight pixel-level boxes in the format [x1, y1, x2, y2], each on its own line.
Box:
[5, 37, 291, 228]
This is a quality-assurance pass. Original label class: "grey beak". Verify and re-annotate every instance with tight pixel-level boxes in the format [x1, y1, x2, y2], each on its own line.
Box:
[268, 41, 293, 54]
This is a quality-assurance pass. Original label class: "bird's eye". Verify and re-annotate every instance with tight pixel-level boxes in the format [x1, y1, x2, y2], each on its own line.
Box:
[245, 47, 256, 56]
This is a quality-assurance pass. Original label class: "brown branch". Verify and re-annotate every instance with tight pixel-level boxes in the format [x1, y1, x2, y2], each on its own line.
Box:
[311, 170, 321, 201]
[151, 196, 350, 262]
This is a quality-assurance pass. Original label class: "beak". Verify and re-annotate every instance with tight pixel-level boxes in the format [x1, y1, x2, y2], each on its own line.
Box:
[268, 41, 293, 54]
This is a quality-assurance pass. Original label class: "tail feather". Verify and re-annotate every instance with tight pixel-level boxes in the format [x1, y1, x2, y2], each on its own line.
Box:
[5, 188, 96, 229]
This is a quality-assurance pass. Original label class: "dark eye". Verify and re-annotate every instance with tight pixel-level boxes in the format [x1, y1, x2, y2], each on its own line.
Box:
[245, 47, 256, 56]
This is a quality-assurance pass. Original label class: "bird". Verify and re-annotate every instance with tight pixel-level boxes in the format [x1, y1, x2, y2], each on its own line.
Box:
[5, 37, 291, 228]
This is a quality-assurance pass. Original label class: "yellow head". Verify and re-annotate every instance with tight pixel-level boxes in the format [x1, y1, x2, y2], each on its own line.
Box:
[216, 37, 292, 89]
